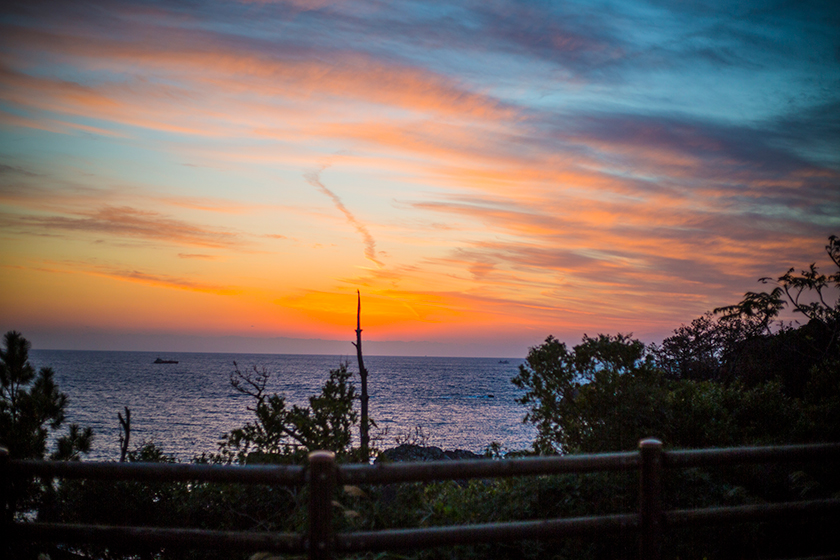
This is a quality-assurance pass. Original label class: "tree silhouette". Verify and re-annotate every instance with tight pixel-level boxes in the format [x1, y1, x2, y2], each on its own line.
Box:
[0, 331, 92, 461]
[1, 330, 93, 525]
[218, 362, 358, 463]
[352, 290, 370, 460]
[716, 235, 839, 344]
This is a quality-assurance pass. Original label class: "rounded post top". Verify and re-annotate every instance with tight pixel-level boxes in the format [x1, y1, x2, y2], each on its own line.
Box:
[639, 438, 663, 449]
[308, 450, 336, 463]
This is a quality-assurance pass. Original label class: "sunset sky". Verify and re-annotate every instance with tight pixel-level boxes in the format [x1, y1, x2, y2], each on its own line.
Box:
[1, 0, 838, 357]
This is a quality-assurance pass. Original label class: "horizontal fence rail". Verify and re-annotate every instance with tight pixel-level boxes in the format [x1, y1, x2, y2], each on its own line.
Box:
[6, 458, 307, 485]
[3, 440, 839, 560]
[338, 513, 640, 552]
[663, 442, 840, 467]
[12, 523, 306, 553]
[339, 450, 640, 485]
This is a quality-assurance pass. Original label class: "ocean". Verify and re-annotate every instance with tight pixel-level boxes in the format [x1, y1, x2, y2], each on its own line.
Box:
[28, 350, 537, 461]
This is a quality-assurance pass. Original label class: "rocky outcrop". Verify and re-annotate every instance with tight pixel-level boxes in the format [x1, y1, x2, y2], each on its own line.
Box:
[376, 444, 485, 463]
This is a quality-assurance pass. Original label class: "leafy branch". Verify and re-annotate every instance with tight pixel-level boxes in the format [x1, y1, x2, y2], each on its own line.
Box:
[715, 235, 840, 340]
[219, 362, 358, 463]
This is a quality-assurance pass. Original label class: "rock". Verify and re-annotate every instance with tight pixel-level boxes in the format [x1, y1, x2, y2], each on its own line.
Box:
[376, 444, 484, 463]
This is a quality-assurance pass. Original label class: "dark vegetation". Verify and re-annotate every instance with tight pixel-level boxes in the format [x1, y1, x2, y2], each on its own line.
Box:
[2, 236, 839, 559]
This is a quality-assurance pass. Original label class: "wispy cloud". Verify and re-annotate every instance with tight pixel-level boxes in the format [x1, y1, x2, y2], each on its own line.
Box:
[94, 267, 239, 295]
[305, 166, 383, 267]
[177, 253, 218, 260]
[27, 261, 240, 295]
[0, 162, 39, 177]
[2, 206, 244, 249]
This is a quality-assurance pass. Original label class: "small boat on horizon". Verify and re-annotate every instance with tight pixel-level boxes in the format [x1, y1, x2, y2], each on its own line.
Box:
[498, 359, 509, 364]
[153, 358, 179, 364]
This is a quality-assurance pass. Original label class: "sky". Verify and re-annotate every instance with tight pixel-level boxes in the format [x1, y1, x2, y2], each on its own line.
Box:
[1, 0, 838, 357]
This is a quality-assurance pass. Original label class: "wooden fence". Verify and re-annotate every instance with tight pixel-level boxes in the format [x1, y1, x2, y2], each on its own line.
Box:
[3, 439, 840, 559]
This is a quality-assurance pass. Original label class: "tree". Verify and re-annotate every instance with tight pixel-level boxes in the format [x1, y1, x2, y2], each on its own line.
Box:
[706, 235, 840, 395]
[652, 310, 788, 383]
[511, 335, 576, 453]
[512, 333, 659, 453]
[0, 331, 92, 461]
[218, 362, 358, 463]
[775, 235, 840, 327]
[1, 330, 93, 536]
[352, 289, 371, 460]
[514, 332, 810, 454]
[716, 235, 840, 348]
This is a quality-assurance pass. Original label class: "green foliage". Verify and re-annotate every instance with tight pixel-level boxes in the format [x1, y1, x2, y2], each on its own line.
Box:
[654, 236, 840, 399]
[666, 379, 804, 447]
[512, 333, 662, 453]
[775, 234, 840, 326]
[714, 287, 786, 337]
[47, 439, 307, 560]
[218, 361, 359, 463]
[0, 330, 92, 461]
[510, 326, 838, 557]
[47, 442, 179, 523]
[654, 312, 747, 381]
[506, 238, 840, 556]
[802, 356, 840, 441]
[1, 330, 93, 532]
[510, 335, 575, 453]
[514, 330, 818, 454]
[46, 442, 192, 560]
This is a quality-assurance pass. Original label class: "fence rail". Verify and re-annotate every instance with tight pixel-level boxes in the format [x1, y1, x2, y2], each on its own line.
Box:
[3, 440, 839, 559]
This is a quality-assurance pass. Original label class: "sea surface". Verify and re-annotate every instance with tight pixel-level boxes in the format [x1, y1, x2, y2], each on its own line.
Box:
[28, 350, 536, 461]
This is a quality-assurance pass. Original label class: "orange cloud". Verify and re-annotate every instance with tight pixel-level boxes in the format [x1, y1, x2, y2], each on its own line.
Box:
[0, 23, 516, 141]
[88, 268, 240, 295]
[0, 108, 127, 138]
[18, 260, 240, 296]
[177, 253, 219, 260]
[2, 206, 244, 249]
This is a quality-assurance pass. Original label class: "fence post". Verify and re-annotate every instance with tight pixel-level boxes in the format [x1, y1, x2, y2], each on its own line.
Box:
[0, 446, 9, 522]
[308, 451, 336, 560]
[1, 446, 8, 560]
[639, 438, 662, 560]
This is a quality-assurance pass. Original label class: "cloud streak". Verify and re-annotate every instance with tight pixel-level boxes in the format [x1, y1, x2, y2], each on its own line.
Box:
[35, 261, 240, 295]
[305, 167, 383, 268]
[1, 206, 244, 249]
[87, 267, 240, 295]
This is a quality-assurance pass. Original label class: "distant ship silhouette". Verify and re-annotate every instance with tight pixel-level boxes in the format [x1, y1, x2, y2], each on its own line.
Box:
[153, 358, 178, 364]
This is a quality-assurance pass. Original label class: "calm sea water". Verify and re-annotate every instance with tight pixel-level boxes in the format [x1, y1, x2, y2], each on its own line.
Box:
[28, 350, 536, 461]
